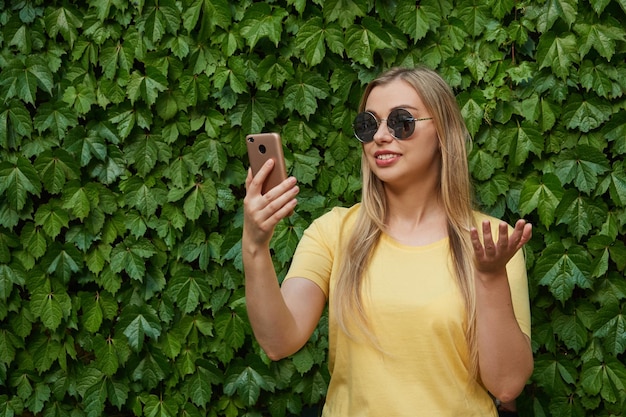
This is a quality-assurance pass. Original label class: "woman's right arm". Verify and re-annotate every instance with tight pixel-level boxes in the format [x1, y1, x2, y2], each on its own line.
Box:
[243, 159, 326, 360]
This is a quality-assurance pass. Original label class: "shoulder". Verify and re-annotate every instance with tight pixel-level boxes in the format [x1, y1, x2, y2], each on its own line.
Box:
[310, 204, 361, 229]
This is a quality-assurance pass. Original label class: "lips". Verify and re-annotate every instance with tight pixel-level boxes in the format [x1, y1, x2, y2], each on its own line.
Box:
[376, 153, 399, 160]
[373, 151, 401, 165]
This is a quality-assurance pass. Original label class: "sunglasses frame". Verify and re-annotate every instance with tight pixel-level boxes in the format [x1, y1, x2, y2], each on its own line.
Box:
[352, 108, 433, 143]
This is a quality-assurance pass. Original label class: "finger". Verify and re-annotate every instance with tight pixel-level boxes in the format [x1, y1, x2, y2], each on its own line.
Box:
[517, 222, 532, 248]
[482, 220, 496, 252]
[245, 167, 253, 188]
[508, 219, 529, 246]
[496, 221, 510, 249]
[248, 159, 275, 193]
[470, 227, 484, 254]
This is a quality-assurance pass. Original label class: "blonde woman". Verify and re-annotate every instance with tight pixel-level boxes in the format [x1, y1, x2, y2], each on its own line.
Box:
[243, 66, 533, 416]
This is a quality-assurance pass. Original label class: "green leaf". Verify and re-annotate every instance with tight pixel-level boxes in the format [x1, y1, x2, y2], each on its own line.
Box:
[491, 0, 515, 18]
[579, 61, 625, 99]
[143, 394, 177, 417]
[230, 90, 280, 134]
[552, 305, 592, 353]
[92, 336, 119, 377]
[34, 102, 79, 140]
[214, 56, 248, 94]
[562, 95, 612, 133]
[99, 35, 136, 80]
[83, 379, 106, 417]
[396, 0, 441, 41]
[458, 90, 485, 137]
[224, 357, 276, 406]
[580, 357, 626, 402]
[110, 237, 157, 281]
[42, 242, 82, 283]
[62, 83, 97, 115]
[182, 0, 231, 32]
[106, 379, 129, 409]
[0, 56, 54, 105]
[533, 354, 578, 396]
[214, 308, 246, 350]
[191, 136, 228, 175]
[62, 181, 100, 221]
[166, 270, 210, 313]
[501, 122, 544, 167]
[34, 149, 80, 195]
[535, 242, 593, 303]
[592, 302, 626, 355]
[291, 344, 315, 375]
[322, 0, 368, 27]
[294, 18, 330, 67]
[283, 72, 329, 119]
[183, 179, 217, 220]
[124, 133, 162, 177]
[178, 72, 211, 107]
[119, 176, 167, 217]
[605, 164, 626, 206]
[469, 149, 500, 181]
[44, 5, 83, 48]
[518, 174, 563, 227]
[554, 145, 610, 193]
[240, 3, 287, 48]
[186, 367, 215, 407]
[136, 0, 180, 43]
[25, 381, 51, 414]
[127, 67, 168, 106]
[19, 222, 47, 259]
[532, 0, 578, 32]
[0, 100, 33, 147]
[344, 17, 392, 67]
[117, 304, 162, 352]
[554, 190, 604, 241]
[30, 286, 71, 331]
[536, 32, 579, 79]
[292, 150, 322, 186]
[293, 368, 328, 404]
[474, 173, 510, 207]
[456, 1, 490, 37]
[573, 21, 626, 61]
[0, 157, 42, 212]
[34, 201, 70, 240]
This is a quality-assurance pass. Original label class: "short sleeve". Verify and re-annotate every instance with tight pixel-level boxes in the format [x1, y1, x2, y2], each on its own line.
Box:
[284, 207, 352, 298]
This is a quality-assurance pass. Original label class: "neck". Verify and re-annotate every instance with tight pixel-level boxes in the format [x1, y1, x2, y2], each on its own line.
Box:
[383, 185, 448, 246]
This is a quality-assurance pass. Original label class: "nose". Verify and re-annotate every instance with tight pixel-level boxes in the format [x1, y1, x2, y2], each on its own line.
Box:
[372, 118, 394, 143]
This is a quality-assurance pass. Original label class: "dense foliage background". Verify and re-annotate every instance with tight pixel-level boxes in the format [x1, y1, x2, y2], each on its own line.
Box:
[0, 0, 625, 416]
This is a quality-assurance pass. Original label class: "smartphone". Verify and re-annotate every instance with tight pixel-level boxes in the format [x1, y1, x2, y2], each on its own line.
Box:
[246, 132, 288, 194]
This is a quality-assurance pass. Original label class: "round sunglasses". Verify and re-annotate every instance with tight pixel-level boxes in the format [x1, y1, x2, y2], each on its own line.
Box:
[352, 108, 433, 143]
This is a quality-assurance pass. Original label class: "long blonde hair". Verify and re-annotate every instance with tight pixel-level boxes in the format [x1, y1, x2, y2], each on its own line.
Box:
[332, 66, 478, 377]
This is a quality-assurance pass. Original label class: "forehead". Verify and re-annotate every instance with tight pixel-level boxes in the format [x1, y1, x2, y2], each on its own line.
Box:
[364, 79, 424, 113]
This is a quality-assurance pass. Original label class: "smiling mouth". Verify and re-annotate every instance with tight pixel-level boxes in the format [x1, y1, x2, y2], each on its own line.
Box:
[376, 153, 399, 160]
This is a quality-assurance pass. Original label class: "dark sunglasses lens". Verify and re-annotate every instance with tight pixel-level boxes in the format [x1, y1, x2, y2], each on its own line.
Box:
[353, 112, 378, 142]
[388, 109, 415, 139]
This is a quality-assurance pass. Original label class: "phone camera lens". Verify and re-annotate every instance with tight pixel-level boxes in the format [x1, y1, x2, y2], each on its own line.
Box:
[248, 137, 254, 142]
[259, 144, 267, 154]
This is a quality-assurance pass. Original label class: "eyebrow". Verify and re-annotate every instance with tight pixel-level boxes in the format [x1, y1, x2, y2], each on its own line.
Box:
[365, 105, 420, 117]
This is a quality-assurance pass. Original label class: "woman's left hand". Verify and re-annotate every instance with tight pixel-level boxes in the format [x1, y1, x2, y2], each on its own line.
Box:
[471, 219, 532, 278]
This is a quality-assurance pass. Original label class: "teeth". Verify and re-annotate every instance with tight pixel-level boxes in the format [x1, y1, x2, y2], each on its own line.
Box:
[377, 154, 397, 160]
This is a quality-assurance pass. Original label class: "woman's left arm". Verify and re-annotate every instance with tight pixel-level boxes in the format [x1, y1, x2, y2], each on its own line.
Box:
[471, 219, 534, 403]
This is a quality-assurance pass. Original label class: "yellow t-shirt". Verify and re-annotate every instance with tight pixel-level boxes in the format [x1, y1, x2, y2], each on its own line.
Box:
[285, 204, 531, 417]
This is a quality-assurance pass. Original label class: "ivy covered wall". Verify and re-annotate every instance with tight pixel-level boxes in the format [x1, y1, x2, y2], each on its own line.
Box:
[0, 0, 625, 416]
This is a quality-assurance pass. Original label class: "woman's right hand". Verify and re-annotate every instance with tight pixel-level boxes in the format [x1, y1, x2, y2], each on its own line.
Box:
[243, 159, 299, 247]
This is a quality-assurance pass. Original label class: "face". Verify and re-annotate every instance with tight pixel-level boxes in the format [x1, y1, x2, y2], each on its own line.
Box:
[361, 79, 440, 190]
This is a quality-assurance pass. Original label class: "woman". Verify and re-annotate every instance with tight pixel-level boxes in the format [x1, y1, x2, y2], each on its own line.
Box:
[243, 66, 533, 416]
